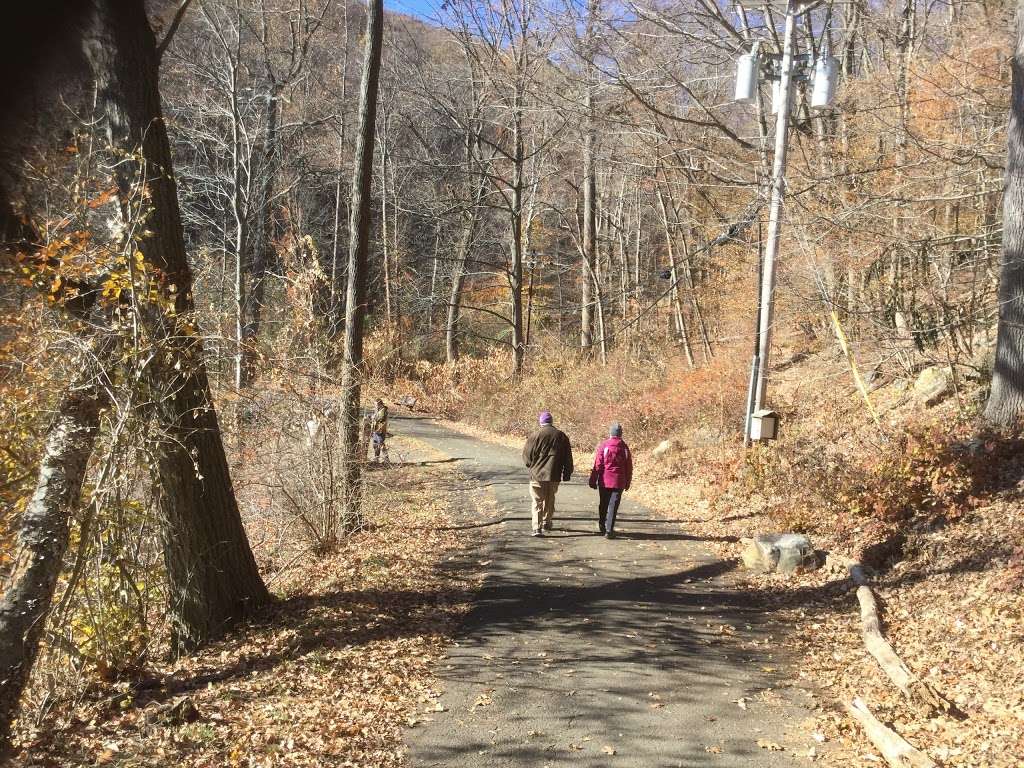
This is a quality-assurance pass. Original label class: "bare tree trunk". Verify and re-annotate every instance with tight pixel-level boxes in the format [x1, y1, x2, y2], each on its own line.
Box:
[379, 136, 394, 328]
[632, 185, 642, 337]
[228, 59, 248, 393]
[446, 159, 486, 363]
[656, 186, 694, 366]
[985, 2, 1024, 425]
[662, 182, 713, 362]
[338, 0, 384, 523]
[429, 222, 441, 330]
[614, 175, 628, 322]
[241, 82, 281, 387]
[0, 362, 107, 754]
[83, 0, 268, 651]
[390, 149, 403, 343]
[680, 230, 714, 362]
[329, 134, 347, 336]
[889, 0, 915, 321]
[594, 275, 608, 365]
[581, 100, 596, 352]
[446, 229, 469, 363]
[579, 0, 599, 352]
[328, 2, 351, 337]
[509, 90, 526, 376]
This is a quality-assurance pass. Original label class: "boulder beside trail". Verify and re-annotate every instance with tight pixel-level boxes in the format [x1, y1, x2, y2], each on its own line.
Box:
[741, 533, 819, 576]
[913, 366, 951, 406]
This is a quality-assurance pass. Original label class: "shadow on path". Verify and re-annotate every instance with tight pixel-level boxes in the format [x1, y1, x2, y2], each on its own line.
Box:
[397, 414, 820, 767]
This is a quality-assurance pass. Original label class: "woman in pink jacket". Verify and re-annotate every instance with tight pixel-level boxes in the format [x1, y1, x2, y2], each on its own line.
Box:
[588, 423, 633, 539]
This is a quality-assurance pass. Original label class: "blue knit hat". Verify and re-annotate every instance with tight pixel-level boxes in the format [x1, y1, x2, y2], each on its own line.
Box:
[609, 422, 622, 437]
[539, 411, 553, 425]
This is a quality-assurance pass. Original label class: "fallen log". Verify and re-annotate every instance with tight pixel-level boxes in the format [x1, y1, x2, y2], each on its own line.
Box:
[856, 585, 950, 716]
[845, 698, 938, 768]
[828, 553, 951, 716]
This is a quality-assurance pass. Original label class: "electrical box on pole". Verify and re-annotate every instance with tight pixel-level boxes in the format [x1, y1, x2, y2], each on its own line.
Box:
[810, 54, 839, 109]
[734, 46, 759, 104]
[750, 409, 779, 442]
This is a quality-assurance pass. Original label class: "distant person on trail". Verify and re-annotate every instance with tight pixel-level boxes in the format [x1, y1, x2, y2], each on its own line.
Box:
[522, 411, 573, 537]
[370, 398, 389, 463]
[589, 423, 633, 539]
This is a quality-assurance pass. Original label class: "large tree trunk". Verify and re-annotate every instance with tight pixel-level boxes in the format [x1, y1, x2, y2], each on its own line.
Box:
[0, 366, 106, 755]
[986, 3, 1024, 426]
[82, 0, 268, 650]
[338, 0, 384, 525]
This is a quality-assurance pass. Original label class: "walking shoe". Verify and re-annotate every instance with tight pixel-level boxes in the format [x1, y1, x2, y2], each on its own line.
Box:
[543, 522, 553, 531]
[605, 531, 615, 539]
[598, 527, 606, 535]
[532, 529, 543, 537]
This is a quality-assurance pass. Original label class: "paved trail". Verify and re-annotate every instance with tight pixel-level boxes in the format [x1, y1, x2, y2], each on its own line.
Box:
[398, 415, 812, 767]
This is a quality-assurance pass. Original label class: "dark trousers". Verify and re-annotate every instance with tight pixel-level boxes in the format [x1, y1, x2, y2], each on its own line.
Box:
[598, 487, 623, 533]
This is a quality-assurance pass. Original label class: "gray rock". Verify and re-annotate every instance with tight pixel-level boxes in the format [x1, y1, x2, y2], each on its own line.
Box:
[913, 365, 951, 406]
[741, 533, 819, 576]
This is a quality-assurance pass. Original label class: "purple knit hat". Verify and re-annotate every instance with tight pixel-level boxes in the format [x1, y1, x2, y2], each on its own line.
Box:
[538, 410, 553, 425]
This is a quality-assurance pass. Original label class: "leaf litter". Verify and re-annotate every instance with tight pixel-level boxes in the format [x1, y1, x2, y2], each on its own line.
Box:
[19, 438, 484, 767]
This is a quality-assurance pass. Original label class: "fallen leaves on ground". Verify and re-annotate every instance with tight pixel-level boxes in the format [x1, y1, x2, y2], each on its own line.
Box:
[633, 439, 1024, 767]
[18, 438, 484, 767]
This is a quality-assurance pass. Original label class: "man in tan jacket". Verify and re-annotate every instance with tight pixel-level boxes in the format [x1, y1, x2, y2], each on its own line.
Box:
[522, 411, 573, 536]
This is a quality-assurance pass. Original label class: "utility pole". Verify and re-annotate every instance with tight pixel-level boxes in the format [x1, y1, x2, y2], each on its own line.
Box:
[737, 0, 836, 442]
[752, 0, 799, 415]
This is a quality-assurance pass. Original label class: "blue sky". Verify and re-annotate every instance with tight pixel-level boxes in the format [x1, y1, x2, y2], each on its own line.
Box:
[385, 0, 439, 21]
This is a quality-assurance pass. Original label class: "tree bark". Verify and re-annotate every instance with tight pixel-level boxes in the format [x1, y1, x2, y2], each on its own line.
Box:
[656, 186, 694, 366]
[679, 230, 713, 362]
[985, 2, 1024, 426]
[82, 0, 269, 650]
[580, 91, 596, 352]
[445, 224, 471, 363]
[229, 62, 249, 393]
[509, 91, 526, 376]
[241, 82, 282, 387]
[446, 152, 486, 364]
[338, 0, 384, 525]
[579, 0, 599, 352]
[328, 2, 351, 338]
[0, 365, 106, 754]
[379, 135, 394, 328]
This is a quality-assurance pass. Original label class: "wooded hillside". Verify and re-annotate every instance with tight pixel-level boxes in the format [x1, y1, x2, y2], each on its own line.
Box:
[1, 0, 1022, 765]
